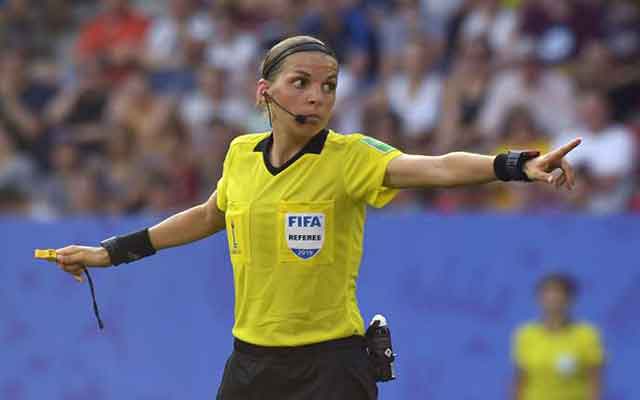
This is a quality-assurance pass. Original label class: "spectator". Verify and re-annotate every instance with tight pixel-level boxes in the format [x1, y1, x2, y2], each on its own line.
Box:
[419, 0, 466, 39]
[386, 36, 443, 153]
[459, 0, 519, 61]
[205, 6, 258, 86]
[519, 0, 602, 65]
[371, 0, 429, 76]
[259, 0, 304, 49]
[143, 171, 174, 214]
[0, 0, 638, 216]
[0, 0, 70, 56]
[47, 59, 109, 126]
[512, 273, 604, 400]
[101, 125, 146, 214]
[0, 48, 58, 167]
[45, 59, 110, 152]
[180, 65, 251, 138]
[299, 0, 379, 75]
[106, 68, 173, 155]
[75, 0, 150, 84]
[334, 48, 373, 133]
[67, 168, 104, 215]
[39, 132, 82, 215]
[145, 0, 213, 70]
[437, 38, 493, 153]
[601, 0, 640, 62]
[0, 123, 37, 203]
[143, 112, 201, 209]
[478, 40, 577, 139]
[571, 40, 640, 123]
[554, 91, 636, 213]
[0, 182, 32, 215]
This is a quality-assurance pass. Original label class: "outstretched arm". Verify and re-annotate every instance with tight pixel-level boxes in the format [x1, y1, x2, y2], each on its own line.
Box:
[384, 138, 581, 189]
[55, 191, 225, 280]
[384, 152, 496, 188]
[148, 190, 226, 250]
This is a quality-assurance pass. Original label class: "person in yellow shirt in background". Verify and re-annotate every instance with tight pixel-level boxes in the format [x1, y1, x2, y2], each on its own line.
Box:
[512, 274, 605, 400]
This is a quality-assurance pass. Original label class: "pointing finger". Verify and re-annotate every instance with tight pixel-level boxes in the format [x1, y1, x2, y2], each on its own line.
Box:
[547, 138, 582, 161]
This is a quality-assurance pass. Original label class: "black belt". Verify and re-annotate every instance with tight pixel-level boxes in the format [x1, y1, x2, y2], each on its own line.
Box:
[234, 335, 366, 357]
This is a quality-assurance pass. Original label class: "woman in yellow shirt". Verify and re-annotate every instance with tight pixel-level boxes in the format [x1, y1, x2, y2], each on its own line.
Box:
[50, 36, 581, 399]
[512, 274, 605, 400]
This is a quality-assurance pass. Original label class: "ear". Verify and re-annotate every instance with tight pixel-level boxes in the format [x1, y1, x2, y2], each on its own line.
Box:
[258, 79, 270, 97]
[256, 79, 270, 106]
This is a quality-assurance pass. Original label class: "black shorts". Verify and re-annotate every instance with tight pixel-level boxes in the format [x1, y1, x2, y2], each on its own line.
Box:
[216, 335, 378, 400]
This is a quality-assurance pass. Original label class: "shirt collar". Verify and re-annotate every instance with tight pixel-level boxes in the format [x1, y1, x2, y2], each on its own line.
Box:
[254, 129, 329, 175]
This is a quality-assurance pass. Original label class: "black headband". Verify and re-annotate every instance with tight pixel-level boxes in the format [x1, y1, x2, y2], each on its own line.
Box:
[261, 41, 337, 79]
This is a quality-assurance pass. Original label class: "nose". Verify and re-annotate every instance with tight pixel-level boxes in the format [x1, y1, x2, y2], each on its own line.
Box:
[306, 84, 324, 106]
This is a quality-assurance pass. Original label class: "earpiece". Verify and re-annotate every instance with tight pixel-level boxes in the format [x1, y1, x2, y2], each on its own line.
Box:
[262, 92, 308, 125]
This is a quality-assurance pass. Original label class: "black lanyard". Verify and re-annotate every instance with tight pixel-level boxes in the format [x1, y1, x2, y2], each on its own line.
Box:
[83, 267, 104, 330]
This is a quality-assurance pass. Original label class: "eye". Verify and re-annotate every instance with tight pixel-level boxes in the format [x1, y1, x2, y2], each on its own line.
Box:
[292, 78, 307, 89]
[323, 82, 337, 93]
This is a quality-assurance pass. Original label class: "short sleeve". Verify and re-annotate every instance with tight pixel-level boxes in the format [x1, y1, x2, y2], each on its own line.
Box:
[581, 325, 605, 367]
[215, 143, 235, 212]
[511, 325, 530, 369]
[343, 136, 403, 208]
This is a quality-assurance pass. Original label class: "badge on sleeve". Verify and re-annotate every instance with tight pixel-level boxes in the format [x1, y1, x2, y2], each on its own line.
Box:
[285, 213, 325, 260]
[361, 136, 396, 153]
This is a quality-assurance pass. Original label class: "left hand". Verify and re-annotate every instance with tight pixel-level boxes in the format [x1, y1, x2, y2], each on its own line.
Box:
[523, 138, 582, 190]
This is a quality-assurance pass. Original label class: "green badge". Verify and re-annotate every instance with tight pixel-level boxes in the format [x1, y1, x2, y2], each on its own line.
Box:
[361, 136, 396, 153]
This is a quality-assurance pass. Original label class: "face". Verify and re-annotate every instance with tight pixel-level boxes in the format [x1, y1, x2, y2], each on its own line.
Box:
[538, 283, 571, 317]
[579, 94, 609, 132]
[402, 43, 425, 76]
[460, 39, 489, 70]
[260, 51, 338, 138]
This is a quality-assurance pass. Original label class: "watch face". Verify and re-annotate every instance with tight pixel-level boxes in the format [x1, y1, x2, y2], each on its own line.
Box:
[555, 353, 577, 376]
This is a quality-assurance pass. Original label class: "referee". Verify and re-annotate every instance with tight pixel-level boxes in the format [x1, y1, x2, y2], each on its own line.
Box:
[54, 35, 581, 400]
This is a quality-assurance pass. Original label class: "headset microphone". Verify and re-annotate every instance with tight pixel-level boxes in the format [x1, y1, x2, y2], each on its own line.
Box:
[263, 92, 308, 124]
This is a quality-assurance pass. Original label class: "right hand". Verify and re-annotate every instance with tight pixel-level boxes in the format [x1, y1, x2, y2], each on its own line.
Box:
[56, 245, 112, 282]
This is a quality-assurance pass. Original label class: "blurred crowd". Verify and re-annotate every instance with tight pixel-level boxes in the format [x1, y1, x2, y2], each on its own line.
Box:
[0, 0, 639, 217]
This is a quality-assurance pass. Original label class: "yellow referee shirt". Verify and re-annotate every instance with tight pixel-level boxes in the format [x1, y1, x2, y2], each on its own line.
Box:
[513, 322, 605, 400]
[216, 129, 403, 346]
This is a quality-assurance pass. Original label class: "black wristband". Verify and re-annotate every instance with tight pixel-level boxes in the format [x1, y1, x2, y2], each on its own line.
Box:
[100, 228, 156, 266]
[493, 150, 540, 182]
